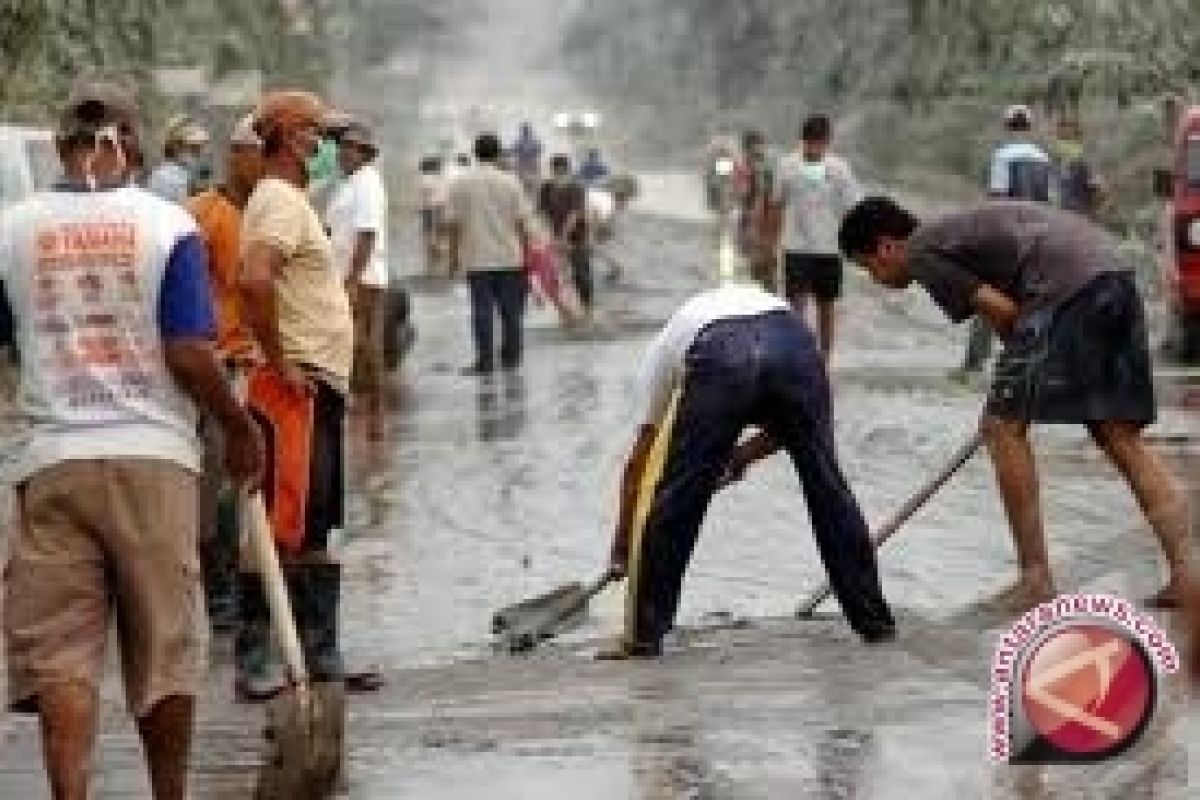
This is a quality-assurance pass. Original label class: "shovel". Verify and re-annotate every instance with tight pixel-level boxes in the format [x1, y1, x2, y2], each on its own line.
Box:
[796, 430, 984, 617]
[492, 572, 620, 652]
[246, 493, 346, 800]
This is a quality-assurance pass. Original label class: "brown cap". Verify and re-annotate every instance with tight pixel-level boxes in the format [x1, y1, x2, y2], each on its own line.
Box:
[253, 90, 329, 141]
[60, 80, 139, 137]
[340, 120, 378, 154]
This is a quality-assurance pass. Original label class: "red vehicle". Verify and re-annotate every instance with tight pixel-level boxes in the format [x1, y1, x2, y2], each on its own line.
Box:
[1159, 107, 1200, 359]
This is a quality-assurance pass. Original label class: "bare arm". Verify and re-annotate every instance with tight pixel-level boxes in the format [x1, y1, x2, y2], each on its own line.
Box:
[163, 338, 263, 486]
[608, 424, 657, 575]
[239, 242, 288, 367]
[346, 230, 377, 286]
[970, 283, 1020, 338]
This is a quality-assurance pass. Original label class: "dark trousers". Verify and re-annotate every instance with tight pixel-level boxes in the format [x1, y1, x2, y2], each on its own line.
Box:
[629, 312, 893, 643]
[468, 269, 527, 369]
[568, 248, 594, 308]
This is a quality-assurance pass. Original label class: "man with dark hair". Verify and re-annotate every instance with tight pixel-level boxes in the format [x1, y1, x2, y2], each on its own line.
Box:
[538, 154, 592, 310]
[1, 80, 264, 799]
[602, 281, 894, 659]
[772, 114, 861, 359]
[839, 196, 1195, 612]
[446, 132, 535, 374]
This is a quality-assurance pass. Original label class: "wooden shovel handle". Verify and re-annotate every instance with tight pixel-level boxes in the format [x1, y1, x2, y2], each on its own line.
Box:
[246, 493, 310, 686]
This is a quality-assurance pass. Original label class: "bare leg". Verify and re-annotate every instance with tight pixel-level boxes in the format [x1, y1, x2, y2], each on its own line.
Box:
[136, 694, 195, 800]
[38, 680, 99, 800]
[981, 415, 1055, 610]
[816, 299, 836, 361]
[1090, 420, 1194, 604]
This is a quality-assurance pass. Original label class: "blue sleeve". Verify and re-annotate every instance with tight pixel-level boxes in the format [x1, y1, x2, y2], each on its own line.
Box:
[158, 233, 217, 340]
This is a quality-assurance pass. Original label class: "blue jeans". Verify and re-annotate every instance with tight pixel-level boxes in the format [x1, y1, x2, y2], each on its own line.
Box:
[629, 311, 893, 642]
[467, 269, 527, 369]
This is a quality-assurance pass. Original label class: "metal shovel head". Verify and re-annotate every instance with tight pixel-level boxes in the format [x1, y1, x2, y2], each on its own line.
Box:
[256, 681, 347, 800]
[491, 581, 584, 633]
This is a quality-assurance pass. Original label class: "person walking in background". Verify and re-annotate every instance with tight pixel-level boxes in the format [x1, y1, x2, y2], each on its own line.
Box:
[148, 114, 210, 204]
[418, 155, 448, 275]
[538, 153, 593, 311]
[773, 115, 862, 359]
[1052, 116, 1106, 219]
[1, 81, 264, 800]
[327, 120, 390, 435]
[238, 89, 383, 700]
[511, 121, 543, 196]
[187, 113, 266, 631]
[577, 147, 610, 187]
[955, 104, 1053, 380]
[446, 132, 535, 375]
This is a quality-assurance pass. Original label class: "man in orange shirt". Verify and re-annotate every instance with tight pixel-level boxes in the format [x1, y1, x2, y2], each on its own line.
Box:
[187, 115, 264, 634]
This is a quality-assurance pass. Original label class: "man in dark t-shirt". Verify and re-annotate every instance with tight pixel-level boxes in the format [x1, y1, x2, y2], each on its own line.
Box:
[839, 197, 1195, 614]
[538, 154, 593, 308]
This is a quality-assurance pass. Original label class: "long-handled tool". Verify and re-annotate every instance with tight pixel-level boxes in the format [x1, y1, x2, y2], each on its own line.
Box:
[796, 430, 984, 618]
[247, 494, 346, 800]
[492, 572, 621, 652]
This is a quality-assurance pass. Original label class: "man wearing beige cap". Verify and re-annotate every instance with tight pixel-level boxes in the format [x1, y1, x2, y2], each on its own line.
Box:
[328, 119, 389, 428]
[148, 114, 210, 204]
[1, 81, 264, 799]
[238, 90, 383, 698]
[187, 114, 265, 630]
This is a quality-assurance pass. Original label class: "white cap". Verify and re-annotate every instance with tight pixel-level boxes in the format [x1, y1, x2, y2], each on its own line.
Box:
[229, 113, 261, 147]
[1004, 104, 1033, 128]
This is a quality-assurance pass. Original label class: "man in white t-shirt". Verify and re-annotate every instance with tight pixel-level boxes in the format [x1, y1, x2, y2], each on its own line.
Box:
[327, 120, 389, 416]
[601, 281, 894, 659]
[772, 115, 862, 359]
[1, 81, 263, 800]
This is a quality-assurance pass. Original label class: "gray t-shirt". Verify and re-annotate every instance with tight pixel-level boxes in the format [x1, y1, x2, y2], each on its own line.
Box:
[907, 202, 1130, 324]
[774, 152, 861, 255]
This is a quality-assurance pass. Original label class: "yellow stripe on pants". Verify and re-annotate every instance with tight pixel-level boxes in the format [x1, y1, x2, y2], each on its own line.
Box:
[623, 385, 682, 646]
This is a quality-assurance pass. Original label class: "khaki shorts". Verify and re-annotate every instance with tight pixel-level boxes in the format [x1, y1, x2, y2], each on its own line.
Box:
[3, 459, 207, 719]
[351, 286, 387, 395]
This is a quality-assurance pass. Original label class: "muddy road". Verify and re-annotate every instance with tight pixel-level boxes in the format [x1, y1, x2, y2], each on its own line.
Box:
[1, 177, 1198, 797]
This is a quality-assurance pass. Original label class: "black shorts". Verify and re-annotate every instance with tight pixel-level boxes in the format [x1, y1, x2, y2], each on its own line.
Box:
[784, 252, 843, 302]
[987, 272, 1155, 425]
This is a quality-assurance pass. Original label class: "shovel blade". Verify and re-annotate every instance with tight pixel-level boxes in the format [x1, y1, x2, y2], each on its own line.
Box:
[491, 582, 584, 633]
[256, 682, 347, 800]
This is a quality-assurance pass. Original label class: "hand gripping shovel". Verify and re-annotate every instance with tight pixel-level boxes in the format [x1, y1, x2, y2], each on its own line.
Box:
[796, 430, 984, 618]
[247, 494, 346, 800]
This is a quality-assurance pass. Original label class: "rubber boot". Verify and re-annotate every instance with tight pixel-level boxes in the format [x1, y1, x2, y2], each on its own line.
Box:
[285, 562, 345, 682]
[234, 572, 281, 702]
[203, 489, 240, 633]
